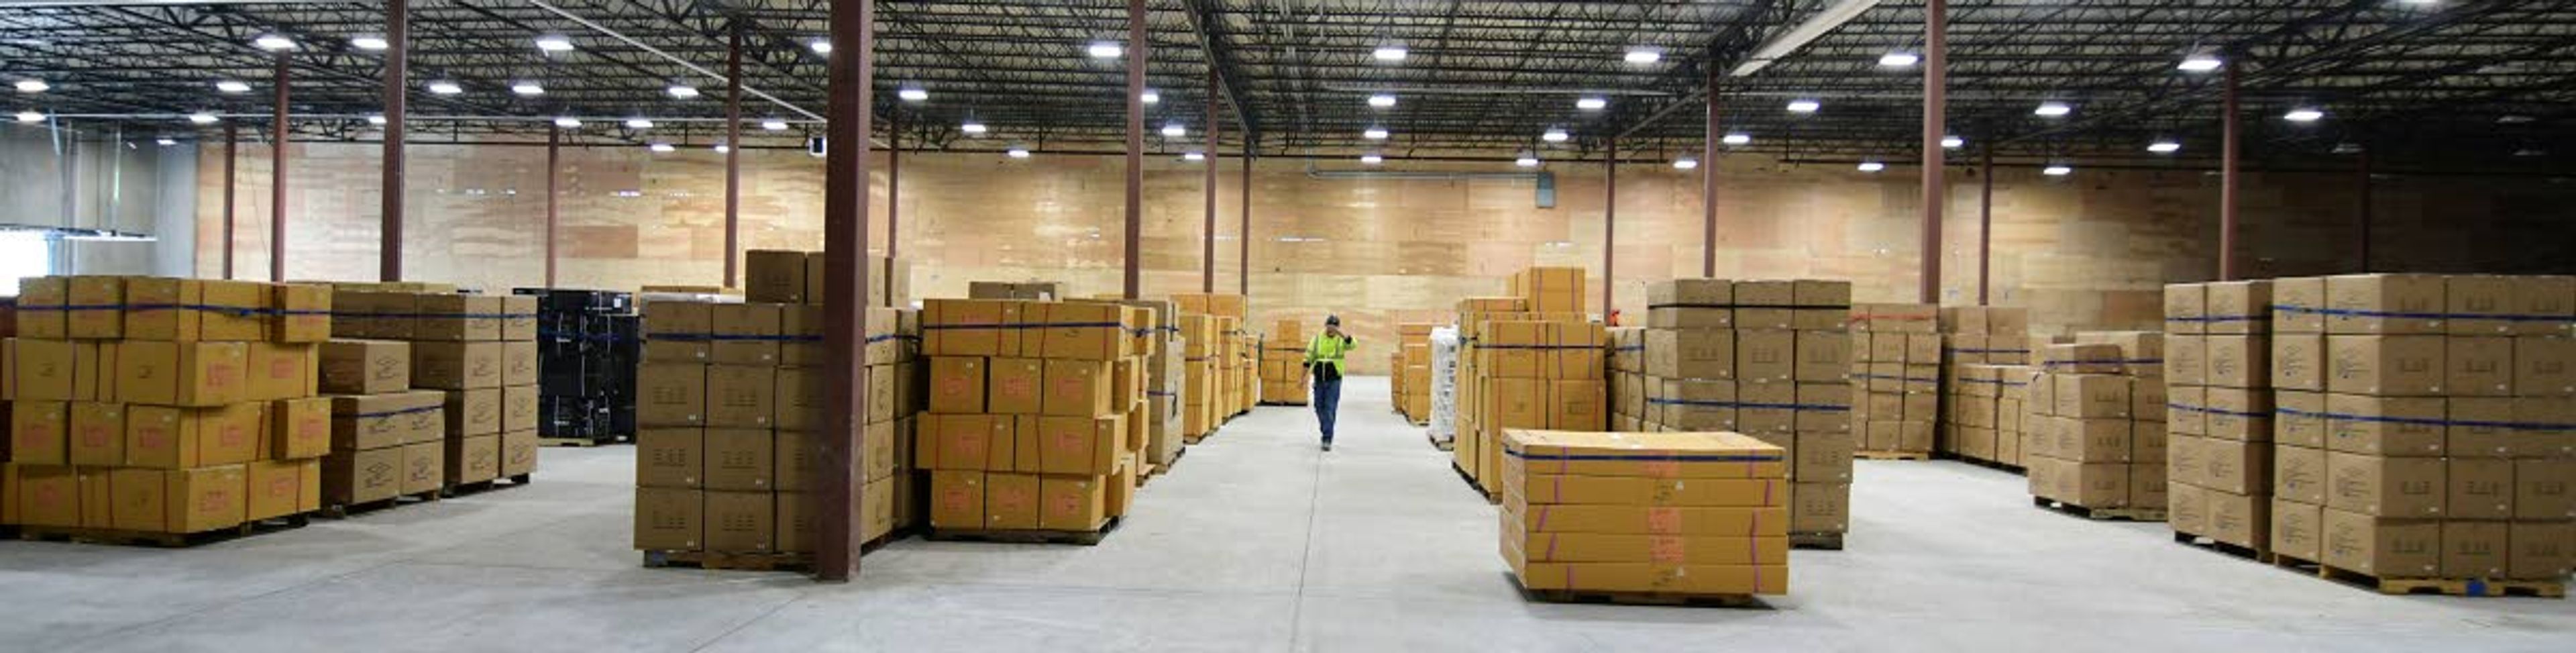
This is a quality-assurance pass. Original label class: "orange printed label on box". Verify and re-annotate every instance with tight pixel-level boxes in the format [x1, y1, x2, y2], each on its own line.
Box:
[1646, 507, 1680, 534]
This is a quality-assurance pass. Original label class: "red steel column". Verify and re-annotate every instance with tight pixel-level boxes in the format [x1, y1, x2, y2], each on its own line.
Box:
[2356, 148, 2371, 272]
[1202, 67, 1218, 293]
[1238, 146, 1250, 297]
[1603, 140, 1617, 319]
[270, 54, 289, 282]
[381, 0, 406, 281]
[2220, 62, 2241, 281]
[1917, 0, 1946, 303]
[223, 125, 237, 279]
[1701, 67, 1718, 278]
[545, 127, 559, 287]
[887, 110, 901, 279]
[817, 0, 875, 583]
[1978, 143, 1994, 305]
[723, 26, 743, 288]
[1122, 0, 1146, 299]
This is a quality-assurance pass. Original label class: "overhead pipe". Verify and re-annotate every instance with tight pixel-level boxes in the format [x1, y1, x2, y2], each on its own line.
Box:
[527, 0, 826, 123]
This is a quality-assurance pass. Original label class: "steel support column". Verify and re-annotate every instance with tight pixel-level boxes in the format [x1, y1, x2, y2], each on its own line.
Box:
[270, 54, 288, 282]
[2357, 149, 2372, 272]
[1239, 145, 1250, 297]
[723, 26, 743, 287]
[545, 126, 559, 287]
[222, 125, 236, 280]
[816, 0, 875, 583]
[1701, 67, 1718, 279]
[1978, 144, 1994, 305]
[1202, 67, 1218, 294]
[1122, 0, 1145, 299]
[2220, 62, 2241, 281]
[380, 0, 405, 282]
[1917, 0, 1947, 304]
[1603, 140, 1617, 319]
[887, 110, 900, 299]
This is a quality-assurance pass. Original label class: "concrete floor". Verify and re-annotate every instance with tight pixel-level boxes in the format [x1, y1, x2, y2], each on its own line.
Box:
[1, 375, 2567, 652]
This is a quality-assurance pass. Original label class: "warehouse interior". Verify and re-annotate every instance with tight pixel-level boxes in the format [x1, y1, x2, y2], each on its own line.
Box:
[1, 0, 2573, 649]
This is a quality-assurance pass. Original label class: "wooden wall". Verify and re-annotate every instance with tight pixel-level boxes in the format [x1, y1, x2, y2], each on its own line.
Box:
[197, 144, 2575, 374]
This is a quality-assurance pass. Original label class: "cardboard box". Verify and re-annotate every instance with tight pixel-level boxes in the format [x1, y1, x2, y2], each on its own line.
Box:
[1646, 280, 1732, 329]
[1036, 415, 1121, 476]
[1644, 329, 1733, 380]
[703, 428, 774, 492]
[1507, 473, 1783, 507]
[633, 487, 703, 551]
[320, 339, 409, 395]
[775, 491, 814, 553]
[2039, 344, 2124, 375]
[2270, 499, 2323, 562]
[2511, 521, 2576, 579]
[11, 401, 70, 465]
[411, 341, 502, 390]
[13, 339, 103, 402]
[1505, 561, 1786, 595]
[64, 276, 123, 339]
[1042, 358, 1114, 417]
[2325, 451, 2444, 517]
[498, 340, 539, 389]
[1793, 331, 1849, 383]
[244, 342, 319, 402]
[864, 420, 897, 482]
[2053, 374, 2129, 418]
[1038, 474, 1109, 531]
[2515, 336, 2575, 396]
[2273, 277, 2328, 333]
[270, 397, 331, 460]
[984, 472, 1042, 530]
[125, 403, 264, 468]
[322, 446, 402, 505]
[2274, 444, 2328, 505]
[447, 434, 500, 485]
[498, 295, 537, 342]
[2324, 274, 2446, 335]
[399, 440, 444, 495]
[1790, 483, 1849, 533]
[66, 401, 125, 466]
[928, 356, 988, 413]
[2204, 281, 2272, 334]
[1508, 532, 1788, 566]
[329, 390, 443, 451]
[930, 470, 985, 529]
[2322, 508, 2440, 576]
[2446, 458, 2514, 520]
[643, 300, 715, 362]
[2203, 336, 2267, 389]
[279, 283, 347, 344]
[442, 388, 502, 438]
[2516, 458, 2574, 520]
[500, 429, 537, 477]
[2167, 335, 2206, 386]
[14, 277, 66, 338]
[705, 364, 775, 428]
[2444, 274, 2518, 336]
[746, 250, 810, 303]
[2324, 393, 2445, 456]
[2204, 487, 2267, 548]
[708, 303, 783, 366]
[198, 281, 268, 341]
[415, 295, 503, 341]
[2326, 334, 2445, 396]
[638, 363, 708, 427]
[2275, 391, 2328, 448]
[500, 384, 539, 434]
[637, 428, 704, 488]
[2202, 387, 2271, 442]
[2271, 334, 2326, 391]
[117, 341, 248, 407]
[1735, 330, 1795, 384]
[2508, 277, 2576, 337]
[2200, 438, 2271, 495]
[987, 358, 1044, 415]
[1501, 430, 1786, 479]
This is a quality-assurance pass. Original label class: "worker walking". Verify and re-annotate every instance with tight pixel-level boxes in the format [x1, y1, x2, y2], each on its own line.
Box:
[1305, 315, 1354, 451]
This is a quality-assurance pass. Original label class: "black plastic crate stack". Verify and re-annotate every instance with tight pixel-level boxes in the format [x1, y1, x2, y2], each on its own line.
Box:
[515, 289, 640, 444]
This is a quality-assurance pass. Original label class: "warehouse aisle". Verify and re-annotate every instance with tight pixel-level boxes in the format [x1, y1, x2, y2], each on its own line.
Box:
[2, 376, 2569, 652]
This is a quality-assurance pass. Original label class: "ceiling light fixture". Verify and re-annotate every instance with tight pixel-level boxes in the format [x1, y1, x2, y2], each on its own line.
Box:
[1786, 99, 1820, 113]
[1857, 161, 1885, 172]
[2498, 115, 2535, 124]
[1183, 151, 1205, 162]
[1368, 94, 1396, 108]
[1515, 156, 1539, 167]
[1878, 52, 1919, 67]
[2284, 107, 2324, 122]
[1721, 133, 1752, 146]
[350, 36, 388, 51]
[1363, 127, 1389, 140]
[1161, 123, 1185, 138]
[1625, 49, 1661, 64]
[155, 137, 177, 146]
[2034, 102, 2072, 117]
[1087, 42, 1122, 58]
[649, 142, 675, 153]
[762, 119, 789, 131]
[15, 79, 46, 93]
[188, 112, 219, 124]
[808, 40, 833, 54]
[1941, 136, 1964, 148]
[2178, 54, 2222, 72]
[1006, 147, 1031, 158]
[2514, 148, 2545, 157]
[1140, 90, 1159, 105]
[713, 143, 730, 154]
[15, 111, 42, 123]
[535, 34, 574, 52]
[625, 117, 655, 129]
[2043, 165, 2073, 176]
[511, 81, 544, 96]
[366, 113, 386, 125]
[427, 81, 462, 95]
[554, 116, 582, 128]
[216, 80, 252, 93]
[254, 34, 297, 51]
[961, 121, 988, 134]
[898, 87, 928, 102]
[1542, 128, 1568, 143]
[1672, 157, 1699, 170]
[2147, 141, 2181, 154]
[1373, 46, 1407, 62]
[667, 85, 700, 99]
[1576, 97, 1608, 111]
[1360, 154, 1384, 165]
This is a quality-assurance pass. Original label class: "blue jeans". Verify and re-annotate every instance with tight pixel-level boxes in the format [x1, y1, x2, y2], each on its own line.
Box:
[1312, 375, 1342, 442]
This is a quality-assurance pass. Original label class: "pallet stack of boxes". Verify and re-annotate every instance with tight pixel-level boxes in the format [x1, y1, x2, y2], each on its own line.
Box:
[1448, 295, 1530, 489]
[2022, 332, 2167, 517]
[1232, 328, 1258, 414]
[1397, 323, 1436, 424]
[328, 285, 542, 501]
[515, 289, 638, 445]
[1119, 299, 1185, 476]
[3, 277, 333, 538]
[1177, 311, 1220, 441]
[915, 297, 1148, 538]
[1627, 279, 1856, 546]
[1451, 266, 1605, 500]
[1849, 302, 1940, 458]
[633, 250, 920, 563]
[1173, 293, 1247, 430]
[1499, 430, 1790, 598]
[2163, 281, 2277, 554]
[1606, 327, 1644, 432]
[1257, 319, 1309, 405]
[1943, 362, 2037, 470]
[2267, 274, 2574, 585]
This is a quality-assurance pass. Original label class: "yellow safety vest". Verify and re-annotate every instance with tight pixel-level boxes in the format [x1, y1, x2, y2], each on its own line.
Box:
[1305, 333, 1352, 376]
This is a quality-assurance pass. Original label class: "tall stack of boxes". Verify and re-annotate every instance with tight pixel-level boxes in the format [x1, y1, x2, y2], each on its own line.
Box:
[1257, 319, 1309, 405]
[515, 289, 637, 444]
[1849, 302, 1941, 457]
[2164, 281, 2276, 553]
[1397, 323, 1436, 424]
[2266, 274, 2574, 584]
[5, 277, 334, 538]
[2023, 332, 2167, 516]
[1177, 311, 1221, 441]
[633, 250, 921, 562]
[1625, 279, 1856, 544]
[1607, 327, 1644, 432]
[329, 285, 541, 497]
[1450, 295, 1530, 487]
[1499, 430, 1790, 598]
[914, 297, 1148, 537]
[1231, 328, 1257, 415]
[1943, 363, 2036, 469]
[1452, 266, 1607, 499]
[1123, 299, 1185, 474]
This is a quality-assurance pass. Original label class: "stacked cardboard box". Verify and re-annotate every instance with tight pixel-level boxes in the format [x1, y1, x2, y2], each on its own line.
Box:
[1509, 267, 1589, 315]
[1121, 299, 1185, 473]
[2264, 274, 2574, 584]
[1177, 312, 1222, 440]
[1395, 323, 1436, 423]
[1849, 303, 1941, 457]
[1607, 327, 1644, 432]
[2164, 281, 2276, 552]
[1625, 279, 1856, 543]
[914, 298, 1148, 538]
[328, 285, 542, 496]
[1257, 319, 1309, 406]
[4, 277, 333, 538]
[1943, 363, 2037, 469]
[1499, 430, 1790, 597]
[2023, 332, 2168, 517]
[1450, 279, 1605, 499]
[1940, 307, 2034, 366]
[1230, 328, 1257, 415]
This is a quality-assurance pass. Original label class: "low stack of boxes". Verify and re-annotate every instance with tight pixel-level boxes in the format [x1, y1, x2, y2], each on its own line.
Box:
[2266, 274, 2573, 584]
[2023, 332, 2167, 516]
[1500, 430, 1790, 598]
[515, 289, 637, 444]
[2164, 281, 2276, 553]
[329, 285, 542, 497]
[1849, 302, 1941, 457]
[4, 277, 333, 538]
[1607, 327, 1644, 432]
[1509, 266, 1588, 314]
[1397, 323, 1436, 424]
[1943, 362, 2036, 469]
[1626, 279, 1855, 544]
[915, 298, 1148, 537]
[1257, 319, 1309, 405]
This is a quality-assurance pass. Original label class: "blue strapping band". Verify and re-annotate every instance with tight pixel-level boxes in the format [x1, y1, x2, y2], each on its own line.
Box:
[2273, 405, 2575, 430]
[1644, 397, 1849, 412]
[2269, 303, 2569, 321]
[2164, 315, 2267, 323]
[2165, 402, 2270, 419]
[350, 405, 443, 419]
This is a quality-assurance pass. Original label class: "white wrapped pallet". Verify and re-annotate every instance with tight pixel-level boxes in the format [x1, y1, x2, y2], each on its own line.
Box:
[1428, 326, 1460, 444]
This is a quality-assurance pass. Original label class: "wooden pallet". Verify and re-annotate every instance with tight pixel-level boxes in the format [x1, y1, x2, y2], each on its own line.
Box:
[1516, 582, 1767, 608]
[17, 515, 310, 548]
[2172, 531, 2271, 563]
[1428, 433, 1455, 451]
[1452, 460, 1496, 503]
[2271, 553, 2567, 598]
[321, 489, 442, 519]
[1936, 452, 2028, 474]
[1259, 401, 1310, 407]
[443, 474, 533, 497]
[1854, 450, 1931, 460]
[540, 434, 629, 448]
[1790, 532, 1845, 550]
[642, 549, 814, 572]
[2032, 497, 2167, 522]
[926, 516, 1124, 546]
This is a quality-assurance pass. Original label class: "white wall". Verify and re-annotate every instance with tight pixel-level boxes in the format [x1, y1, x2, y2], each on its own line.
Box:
[0, 121, 194, 278]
